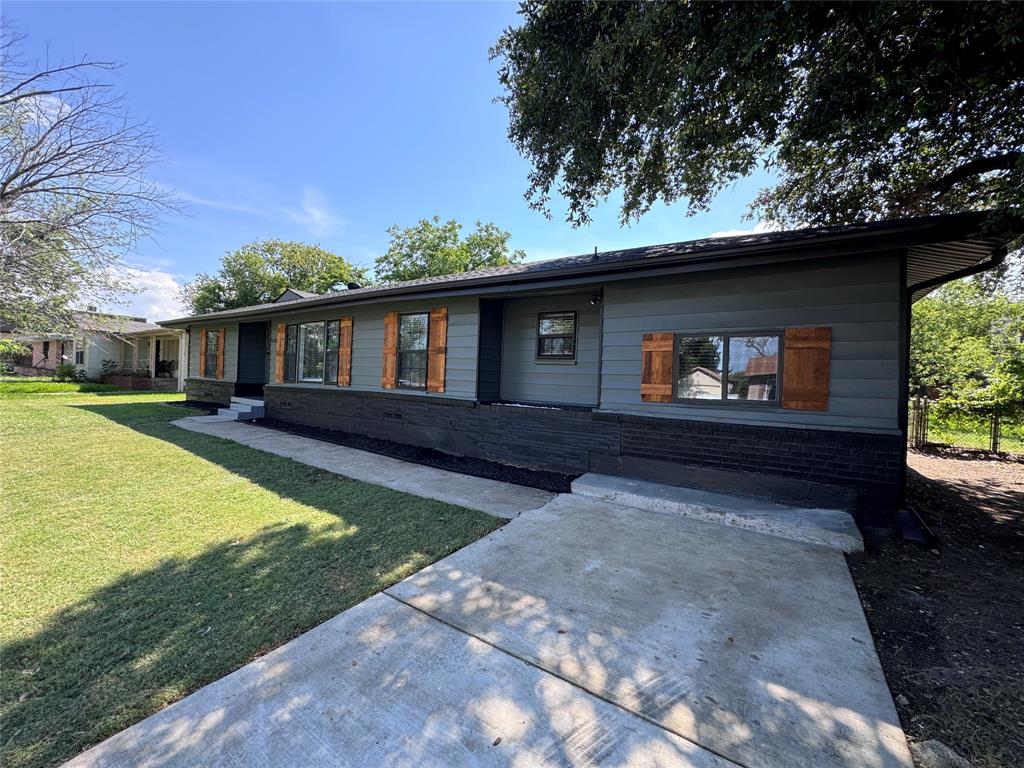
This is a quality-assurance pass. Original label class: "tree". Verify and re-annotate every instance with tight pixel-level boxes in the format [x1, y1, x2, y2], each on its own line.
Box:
[492, 2, 1024, 229]
[374, 217, 525, 284]
[181, 240, 368, 315]
[0, 32, 173, 334]
[910, 281, 1024, 407]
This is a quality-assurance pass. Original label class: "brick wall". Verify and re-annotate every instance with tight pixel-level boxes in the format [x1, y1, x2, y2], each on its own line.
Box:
[264, 385, 904, 516]
[185, 378, 234, 405]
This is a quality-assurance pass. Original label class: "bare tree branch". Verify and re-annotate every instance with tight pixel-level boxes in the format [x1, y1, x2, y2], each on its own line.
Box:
[0, 29, 179, 335]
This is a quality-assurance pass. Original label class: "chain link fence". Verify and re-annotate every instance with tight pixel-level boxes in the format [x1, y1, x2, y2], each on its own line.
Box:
[909, 398, 1024, 454]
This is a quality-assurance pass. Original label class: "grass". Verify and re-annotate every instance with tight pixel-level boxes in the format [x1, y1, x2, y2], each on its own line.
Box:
[0, 391, 503, 768]
[924, 408, 1024, 453]
[0, 376, 122, 395]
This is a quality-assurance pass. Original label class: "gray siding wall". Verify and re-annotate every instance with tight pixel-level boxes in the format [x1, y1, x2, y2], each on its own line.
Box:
[600, 253, 903, 432]
[266, 297, 479, 400]
[82, 333, 120, 380]
[188, 322, 239, 382]
[500, 294, 600, 406]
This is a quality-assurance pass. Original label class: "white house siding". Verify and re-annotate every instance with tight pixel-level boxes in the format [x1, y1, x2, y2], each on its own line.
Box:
[599, 252, 903, 433]
[499, 293, 601, 407]
[81, 334, 121, 379]
[266, 297, 479, 400]
[188, 322, 240, 382]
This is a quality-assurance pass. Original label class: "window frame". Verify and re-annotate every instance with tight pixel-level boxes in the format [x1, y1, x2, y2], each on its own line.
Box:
[74, 349, 85, 365]
[203, 330, 219, 378]
[295, 321, 327, 382]
[671, 330, 783, 406]
[397, 312, 430, 390]
[282, 320, 345, 386]
[536, 310, 578, 361]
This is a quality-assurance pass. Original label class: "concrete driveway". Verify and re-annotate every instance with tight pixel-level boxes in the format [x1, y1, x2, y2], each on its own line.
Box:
[66, 494, 911, 768]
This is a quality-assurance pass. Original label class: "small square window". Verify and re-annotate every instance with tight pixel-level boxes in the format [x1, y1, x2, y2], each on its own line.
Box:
[537, 311, 577, 359]
[74, 350, 85, 365]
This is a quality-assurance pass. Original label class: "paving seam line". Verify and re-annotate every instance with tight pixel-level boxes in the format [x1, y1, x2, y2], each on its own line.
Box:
[381, 591, 749, 768]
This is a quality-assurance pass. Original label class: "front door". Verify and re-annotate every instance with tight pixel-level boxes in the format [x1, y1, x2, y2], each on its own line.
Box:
[236, 322, 269, 397]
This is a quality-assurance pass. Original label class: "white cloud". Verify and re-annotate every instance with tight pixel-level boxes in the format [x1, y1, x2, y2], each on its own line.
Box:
[707, 220, 781, 239]
[112, 267, 186, 322]
[286, 187, 342, 237]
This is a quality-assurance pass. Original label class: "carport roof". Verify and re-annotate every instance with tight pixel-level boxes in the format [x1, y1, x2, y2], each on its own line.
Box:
[159, 210, 1019, 326]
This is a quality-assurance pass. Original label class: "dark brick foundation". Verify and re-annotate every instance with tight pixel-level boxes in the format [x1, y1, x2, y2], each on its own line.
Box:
[265, 385, 904, 521]
[185, 377, 234, 405]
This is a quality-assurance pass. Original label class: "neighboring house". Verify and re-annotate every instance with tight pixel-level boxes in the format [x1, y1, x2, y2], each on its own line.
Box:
[2, 312, 188, 392]
[160, 212, 1019, 523]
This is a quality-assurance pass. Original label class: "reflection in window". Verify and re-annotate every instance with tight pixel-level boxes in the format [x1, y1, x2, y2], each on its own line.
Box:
[204, 330, 218, 377]
[325, 320, 340, 385]
[297, 322, 325, 381]
[728, 336, 779, 401]
[398, 313, 428, 389]
[677, 336, 724, 399]
[537, 311, 577, 359]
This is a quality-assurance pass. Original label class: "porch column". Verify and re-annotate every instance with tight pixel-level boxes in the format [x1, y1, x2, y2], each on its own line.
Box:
[148, 333, 157, 378]
[178, 332, 187, 392]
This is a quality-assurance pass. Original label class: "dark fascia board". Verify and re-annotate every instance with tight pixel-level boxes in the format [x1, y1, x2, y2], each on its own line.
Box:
[159, 211, 1007, 327]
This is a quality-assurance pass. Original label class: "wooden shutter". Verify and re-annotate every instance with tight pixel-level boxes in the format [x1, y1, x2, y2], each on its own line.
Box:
[640, 332, 674, 403]
[782, 327, 831, 411]
[426, 307, 448, 393]
[215, 329, 225, 380]
[198, 329, 207, 377]
[274, 323, 286, 383]
[381, 311, 398, 389]
[338, 316, 353, 386]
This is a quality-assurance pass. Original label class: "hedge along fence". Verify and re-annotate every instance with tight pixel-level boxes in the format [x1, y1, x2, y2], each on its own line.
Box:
[909, 398, 1024, 454]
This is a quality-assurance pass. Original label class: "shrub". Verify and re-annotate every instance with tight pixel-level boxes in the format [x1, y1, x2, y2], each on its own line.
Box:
[54, 363, 86, 382]
[100, 359, 118, 375]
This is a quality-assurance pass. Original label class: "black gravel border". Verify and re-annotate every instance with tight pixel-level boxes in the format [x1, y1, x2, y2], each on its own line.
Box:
[257, 417, 577, 493]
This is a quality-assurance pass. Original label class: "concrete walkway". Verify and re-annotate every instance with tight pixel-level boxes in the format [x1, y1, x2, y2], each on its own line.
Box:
[64, 491, 911, 768]
[172, 416, 554, 518]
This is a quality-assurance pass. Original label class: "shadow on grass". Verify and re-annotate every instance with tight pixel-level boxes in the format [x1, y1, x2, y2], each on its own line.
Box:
[1, 401, 499, 768]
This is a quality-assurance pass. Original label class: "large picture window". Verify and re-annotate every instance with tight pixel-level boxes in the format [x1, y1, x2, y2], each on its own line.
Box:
[675, 332, 780, 403]
[537, 311, 577, 359]
[398, 313, 429, 389]
[283, 321, 335, 384]
[204, 330, 218, 377]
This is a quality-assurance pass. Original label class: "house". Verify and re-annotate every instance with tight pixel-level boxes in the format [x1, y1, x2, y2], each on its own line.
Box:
[2, 311, 188, 391]
[159, 212, 1018, 523]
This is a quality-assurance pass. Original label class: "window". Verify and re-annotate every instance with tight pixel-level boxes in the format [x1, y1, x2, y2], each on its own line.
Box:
[296, 322, 325, 381]
[675, 332, 780, 403]
[75, 350, 85, 365]
[282, 320, 340, 385]
[537, 311, 577, 359]
[204, 331, 218, 377]
[398, 313, 429, 389]
[325, 320, 340, 385]
[42, 341, 50, 360]
[284, 325, 297, 382]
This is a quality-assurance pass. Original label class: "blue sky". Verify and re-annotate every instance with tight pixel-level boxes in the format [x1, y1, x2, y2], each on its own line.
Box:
[8, 1, 774, 321]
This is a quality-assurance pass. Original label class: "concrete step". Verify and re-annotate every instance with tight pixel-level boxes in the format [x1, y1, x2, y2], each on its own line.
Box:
[216, 401, 265, 421]
[571, 472, 862, 552]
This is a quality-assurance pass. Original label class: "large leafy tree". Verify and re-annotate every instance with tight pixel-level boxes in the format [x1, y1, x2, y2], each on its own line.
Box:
[374, 217, 525, 284]
[492, 1, 1024, 229]
[911, 281, 1024, 408]
[182, 240, 367, 315]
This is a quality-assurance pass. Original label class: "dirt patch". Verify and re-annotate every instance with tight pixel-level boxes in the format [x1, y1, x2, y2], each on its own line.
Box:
[847, 450, 1024, 768]
[257, 417, 577, 494]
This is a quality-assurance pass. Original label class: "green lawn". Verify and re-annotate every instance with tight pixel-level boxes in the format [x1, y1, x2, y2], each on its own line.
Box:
[0, 376, 122, 395]
[0, 390, 502, 768]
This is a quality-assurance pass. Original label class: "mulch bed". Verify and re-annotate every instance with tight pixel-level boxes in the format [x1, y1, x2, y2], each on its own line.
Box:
[846, 450, 1024, 768]
[163, 400, 221, 414]
[257, 417, 577, 494]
